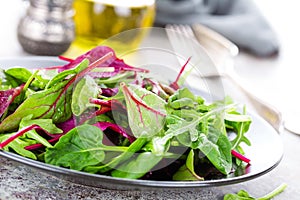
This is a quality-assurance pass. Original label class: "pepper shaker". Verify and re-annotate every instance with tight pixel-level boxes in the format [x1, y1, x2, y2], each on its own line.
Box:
[17, 0, 74, 56]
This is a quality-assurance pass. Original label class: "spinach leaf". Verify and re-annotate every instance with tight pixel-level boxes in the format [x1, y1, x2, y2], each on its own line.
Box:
[111, 152, 162, 179]
[45, 124, 127, 171]
[84, 137, 148, 173]
[196, 130, 232, 175]
[5, 67, 47, 89]
[224, 190, 255, 200]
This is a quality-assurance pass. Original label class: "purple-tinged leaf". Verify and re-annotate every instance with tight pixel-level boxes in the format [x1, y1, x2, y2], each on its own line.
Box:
[93, 121, 135, 143]
[101, 88, 119, 97]
[0, 85, 23, 117]
[0, 53, 113, 133]
[56, 46, 148, 73]
[56, 117, 76, 134]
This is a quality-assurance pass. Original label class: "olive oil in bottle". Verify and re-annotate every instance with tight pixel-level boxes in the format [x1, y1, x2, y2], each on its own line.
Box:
[66, 0, 156, 57]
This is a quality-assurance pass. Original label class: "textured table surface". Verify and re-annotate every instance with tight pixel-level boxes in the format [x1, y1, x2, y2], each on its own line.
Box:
[1, 127, 299, 200]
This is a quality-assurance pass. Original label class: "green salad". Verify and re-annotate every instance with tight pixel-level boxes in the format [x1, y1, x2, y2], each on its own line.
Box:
[0, 46, 252, 181]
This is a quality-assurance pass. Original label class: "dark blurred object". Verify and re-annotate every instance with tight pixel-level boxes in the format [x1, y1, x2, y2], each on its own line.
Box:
[155, 0, 279, 57]
[17, 0, 74, 56]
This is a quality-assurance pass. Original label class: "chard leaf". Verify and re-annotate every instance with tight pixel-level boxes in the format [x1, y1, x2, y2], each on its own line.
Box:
[96, 71, 135, 85]
[72, 75, 99, 116]
[0, 79, 73, 133]
[111, 152, 162, 179]
[19, 115, 63, 148]
[0, 57, 111, 133]
[121, 83, 167, 138]
[173, 149, 204, 181]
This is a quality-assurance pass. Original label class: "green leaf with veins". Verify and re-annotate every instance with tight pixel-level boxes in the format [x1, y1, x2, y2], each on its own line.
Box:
[122, 83, 167, 138]
[72, 75, 99, 116]
[45, 124, 127, 171]
[0, 60, 89, 133]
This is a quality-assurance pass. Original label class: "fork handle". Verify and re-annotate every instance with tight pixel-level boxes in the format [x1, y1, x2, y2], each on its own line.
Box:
[192, 23, 283, 133]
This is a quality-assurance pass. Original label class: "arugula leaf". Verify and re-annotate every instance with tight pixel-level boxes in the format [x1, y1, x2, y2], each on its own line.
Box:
[223, 183, 287, 200]
[225, 111, 252, 150]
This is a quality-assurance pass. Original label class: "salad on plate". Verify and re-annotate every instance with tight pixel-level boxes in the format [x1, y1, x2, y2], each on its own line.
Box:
[0, 46, 252, 181]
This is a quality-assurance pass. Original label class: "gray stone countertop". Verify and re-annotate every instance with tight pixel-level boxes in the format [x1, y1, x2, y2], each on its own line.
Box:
[1, 127, 299, 200]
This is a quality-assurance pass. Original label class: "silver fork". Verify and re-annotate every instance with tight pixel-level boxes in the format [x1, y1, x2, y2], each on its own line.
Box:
[166, 24, 283, 133]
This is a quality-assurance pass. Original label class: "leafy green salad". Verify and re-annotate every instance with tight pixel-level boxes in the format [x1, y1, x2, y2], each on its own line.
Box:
[0, 46, 252, 181]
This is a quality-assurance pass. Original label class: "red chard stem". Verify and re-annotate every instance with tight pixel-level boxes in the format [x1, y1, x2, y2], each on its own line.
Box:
[170, 57, 191, 90]
[231, 149, 251, 164]
[0, 124, 40, 149]
[58, 55, 74, 62]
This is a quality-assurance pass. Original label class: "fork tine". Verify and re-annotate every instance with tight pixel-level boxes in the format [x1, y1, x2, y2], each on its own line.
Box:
[166, 24, 197, 41]
[165, 23, 221, 78]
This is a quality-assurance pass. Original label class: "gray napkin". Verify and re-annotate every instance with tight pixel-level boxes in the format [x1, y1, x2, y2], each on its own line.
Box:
[155, 0, 279, 57]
